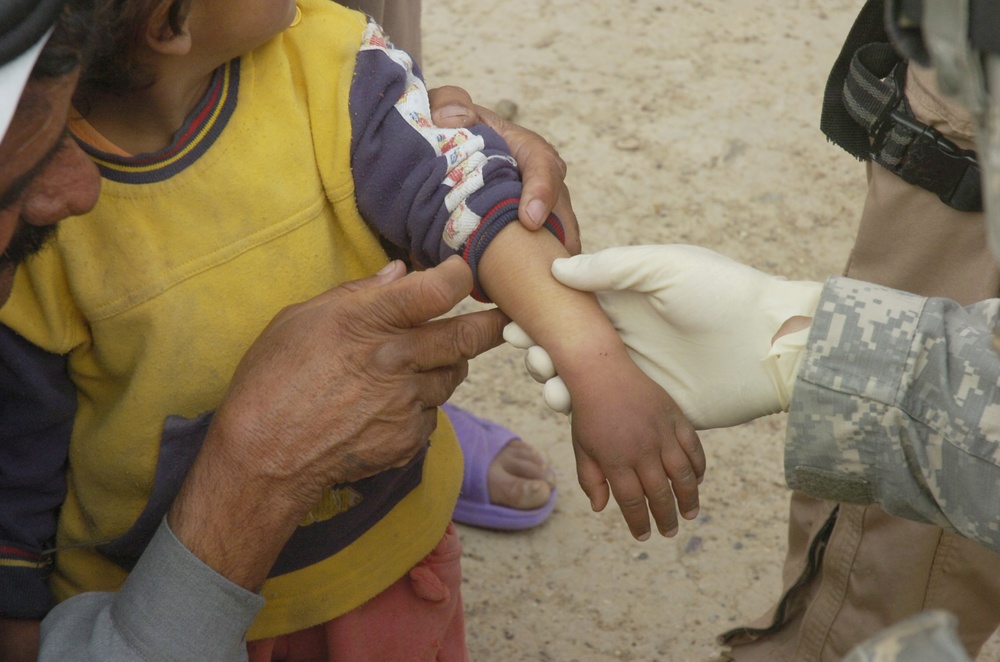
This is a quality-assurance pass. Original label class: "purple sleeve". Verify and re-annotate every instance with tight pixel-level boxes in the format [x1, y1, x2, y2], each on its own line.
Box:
[0, 324, 75, 618]
[348, 32, 563, 300]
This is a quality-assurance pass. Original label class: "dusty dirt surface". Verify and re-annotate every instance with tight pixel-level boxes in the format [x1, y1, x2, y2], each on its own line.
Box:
[420, 1, 1000, 661]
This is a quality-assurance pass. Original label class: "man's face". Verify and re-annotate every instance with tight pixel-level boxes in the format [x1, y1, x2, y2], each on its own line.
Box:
[0, 68, 100, 303]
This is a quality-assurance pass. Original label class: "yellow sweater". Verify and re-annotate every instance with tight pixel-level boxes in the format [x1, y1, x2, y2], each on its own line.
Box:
[0, 0, 461, 639]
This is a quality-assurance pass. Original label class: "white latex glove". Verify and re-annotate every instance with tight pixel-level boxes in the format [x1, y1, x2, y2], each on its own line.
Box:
[503, 322, 573, 414]
[506, 245, 822, 429]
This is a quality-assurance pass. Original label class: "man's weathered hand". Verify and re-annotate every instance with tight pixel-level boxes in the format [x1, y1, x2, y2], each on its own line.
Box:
[428, 86, 581, 254]
[168, 257, 506, 590]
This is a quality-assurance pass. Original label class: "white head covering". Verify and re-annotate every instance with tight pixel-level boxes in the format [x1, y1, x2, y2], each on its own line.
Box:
[0, 27, 54, 143]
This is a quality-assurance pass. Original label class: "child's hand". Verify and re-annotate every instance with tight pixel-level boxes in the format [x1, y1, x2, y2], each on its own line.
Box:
[568, 360, 705, 541]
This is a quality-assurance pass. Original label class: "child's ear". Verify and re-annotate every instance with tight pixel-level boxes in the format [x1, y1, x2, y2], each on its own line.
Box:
[145, 0, 192, 56]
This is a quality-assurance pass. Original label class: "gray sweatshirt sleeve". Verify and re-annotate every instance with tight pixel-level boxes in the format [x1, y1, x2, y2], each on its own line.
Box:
[784, 276, 1000, 553]
[38, 519, 264, 661]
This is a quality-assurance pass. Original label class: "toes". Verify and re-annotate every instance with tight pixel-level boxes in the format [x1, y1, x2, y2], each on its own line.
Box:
[490, 473, 553, 510]
[495, 439, 554, 483]
[487, 439, 555, 510]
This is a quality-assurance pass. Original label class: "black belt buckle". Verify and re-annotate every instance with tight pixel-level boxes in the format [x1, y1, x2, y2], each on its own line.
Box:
[868, 63, 983, 213]
[894, 115, 983, 213]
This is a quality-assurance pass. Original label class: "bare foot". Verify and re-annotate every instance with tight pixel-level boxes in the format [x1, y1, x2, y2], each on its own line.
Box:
[486, 439, 556, 509]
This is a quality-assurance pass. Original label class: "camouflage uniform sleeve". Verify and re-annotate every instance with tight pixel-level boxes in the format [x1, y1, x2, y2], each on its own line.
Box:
[842, 611, 971, 662]
[784, 277, 1000, 552]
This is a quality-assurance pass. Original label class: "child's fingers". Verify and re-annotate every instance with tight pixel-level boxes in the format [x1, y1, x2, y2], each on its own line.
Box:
[660, 441, 701, 521]
[636, 463, 680, 538]
[675, 417, 707, 484]
[572, 441, 610, 513]
[605, 469, 654, 541]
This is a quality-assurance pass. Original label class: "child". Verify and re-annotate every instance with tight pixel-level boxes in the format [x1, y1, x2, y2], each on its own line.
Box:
[0, 0, 704, 657]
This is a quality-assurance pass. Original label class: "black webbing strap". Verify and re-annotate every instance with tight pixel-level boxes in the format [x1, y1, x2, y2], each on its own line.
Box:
[0, 0, 66, 68]
[820, 0, 983, 213]
[820, 0, 888, 159]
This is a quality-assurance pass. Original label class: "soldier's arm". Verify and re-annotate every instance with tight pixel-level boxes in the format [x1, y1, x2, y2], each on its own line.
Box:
[785, 277, 1000, 553]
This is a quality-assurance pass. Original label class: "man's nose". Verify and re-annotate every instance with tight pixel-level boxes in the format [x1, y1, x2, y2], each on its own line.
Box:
[20, 138, 101, 227]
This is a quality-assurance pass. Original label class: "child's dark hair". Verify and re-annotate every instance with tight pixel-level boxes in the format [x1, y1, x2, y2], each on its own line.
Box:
[77, 0, 192, 96]
[31, 0, 107, 81]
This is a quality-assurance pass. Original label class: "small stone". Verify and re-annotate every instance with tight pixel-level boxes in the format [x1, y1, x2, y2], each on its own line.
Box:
[614, 135, 641, 151]
[493, 99, 519, 121]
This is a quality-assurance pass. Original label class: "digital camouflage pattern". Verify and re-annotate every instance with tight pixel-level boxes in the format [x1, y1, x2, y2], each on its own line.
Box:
[785, 276, 1000, 554]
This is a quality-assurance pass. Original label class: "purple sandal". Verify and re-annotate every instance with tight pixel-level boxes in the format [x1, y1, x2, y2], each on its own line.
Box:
[442, 403, 557, 530]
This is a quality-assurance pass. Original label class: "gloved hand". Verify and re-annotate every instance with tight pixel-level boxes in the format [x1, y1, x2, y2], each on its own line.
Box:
[505, 244, 823, 429]
[503, 322, 573, 415]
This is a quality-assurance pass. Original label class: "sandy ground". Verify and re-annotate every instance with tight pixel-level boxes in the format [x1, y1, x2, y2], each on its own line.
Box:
[419, 1, 1000, 661]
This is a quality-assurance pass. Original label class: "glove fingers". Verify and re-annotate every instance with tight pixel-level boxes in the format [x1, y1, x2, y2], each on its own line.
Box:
[503, 321, 535, 349]
[551, 245, 716, 294]
[542, 376, 572, 415]
[525, 345, 557, 382]
[551, 250, 664, 293]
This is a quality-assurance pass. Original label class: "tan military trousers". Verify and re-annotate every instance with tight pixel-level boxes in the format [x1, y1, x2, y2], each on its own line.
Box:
[723, 65, 1000, 661]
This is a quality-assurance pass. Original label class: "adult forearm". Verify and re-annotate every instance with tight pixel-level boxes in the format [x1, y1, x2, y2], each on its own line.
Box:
[166, 419, 304, 592]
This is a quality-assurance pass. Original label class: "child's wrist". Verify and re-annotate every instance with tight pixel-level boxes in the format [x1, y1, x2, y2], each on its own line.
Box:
[546, 334, 633, 387]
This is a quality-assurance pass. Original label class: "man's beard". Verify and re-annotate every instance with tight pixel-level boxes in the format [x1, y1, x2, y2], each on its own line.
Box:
[0, 221, 58, 272]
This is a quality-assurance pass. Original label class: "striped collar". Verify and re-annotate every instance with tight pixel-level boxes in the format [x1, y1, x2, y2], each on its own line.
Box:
[76, 59, 241, 184]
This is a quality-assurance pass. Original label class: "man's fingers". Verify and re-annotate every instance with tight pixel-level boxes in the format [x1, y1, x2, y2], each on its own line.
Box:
[435, 96, 579, 250]
[366, 256, 474, 329]
[551, 184, 581, 255]
[383, 410, 438, 472]
[377, 308, 507, 372]
[428, 85, 477, 129]
[515, 139, 570, 231]
[285, 258, 469, 334]
[471, 103, 574, 236]
[288, 261, 408, 315]
[428, 86, 579, 249]
[341, 260, 409, 294]
[409, 363, 471, 411]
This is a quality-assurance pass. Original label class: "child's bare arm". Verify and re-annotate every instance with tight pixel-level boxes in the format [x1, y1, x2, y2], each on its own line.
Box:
[478, 224, 706, 540]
